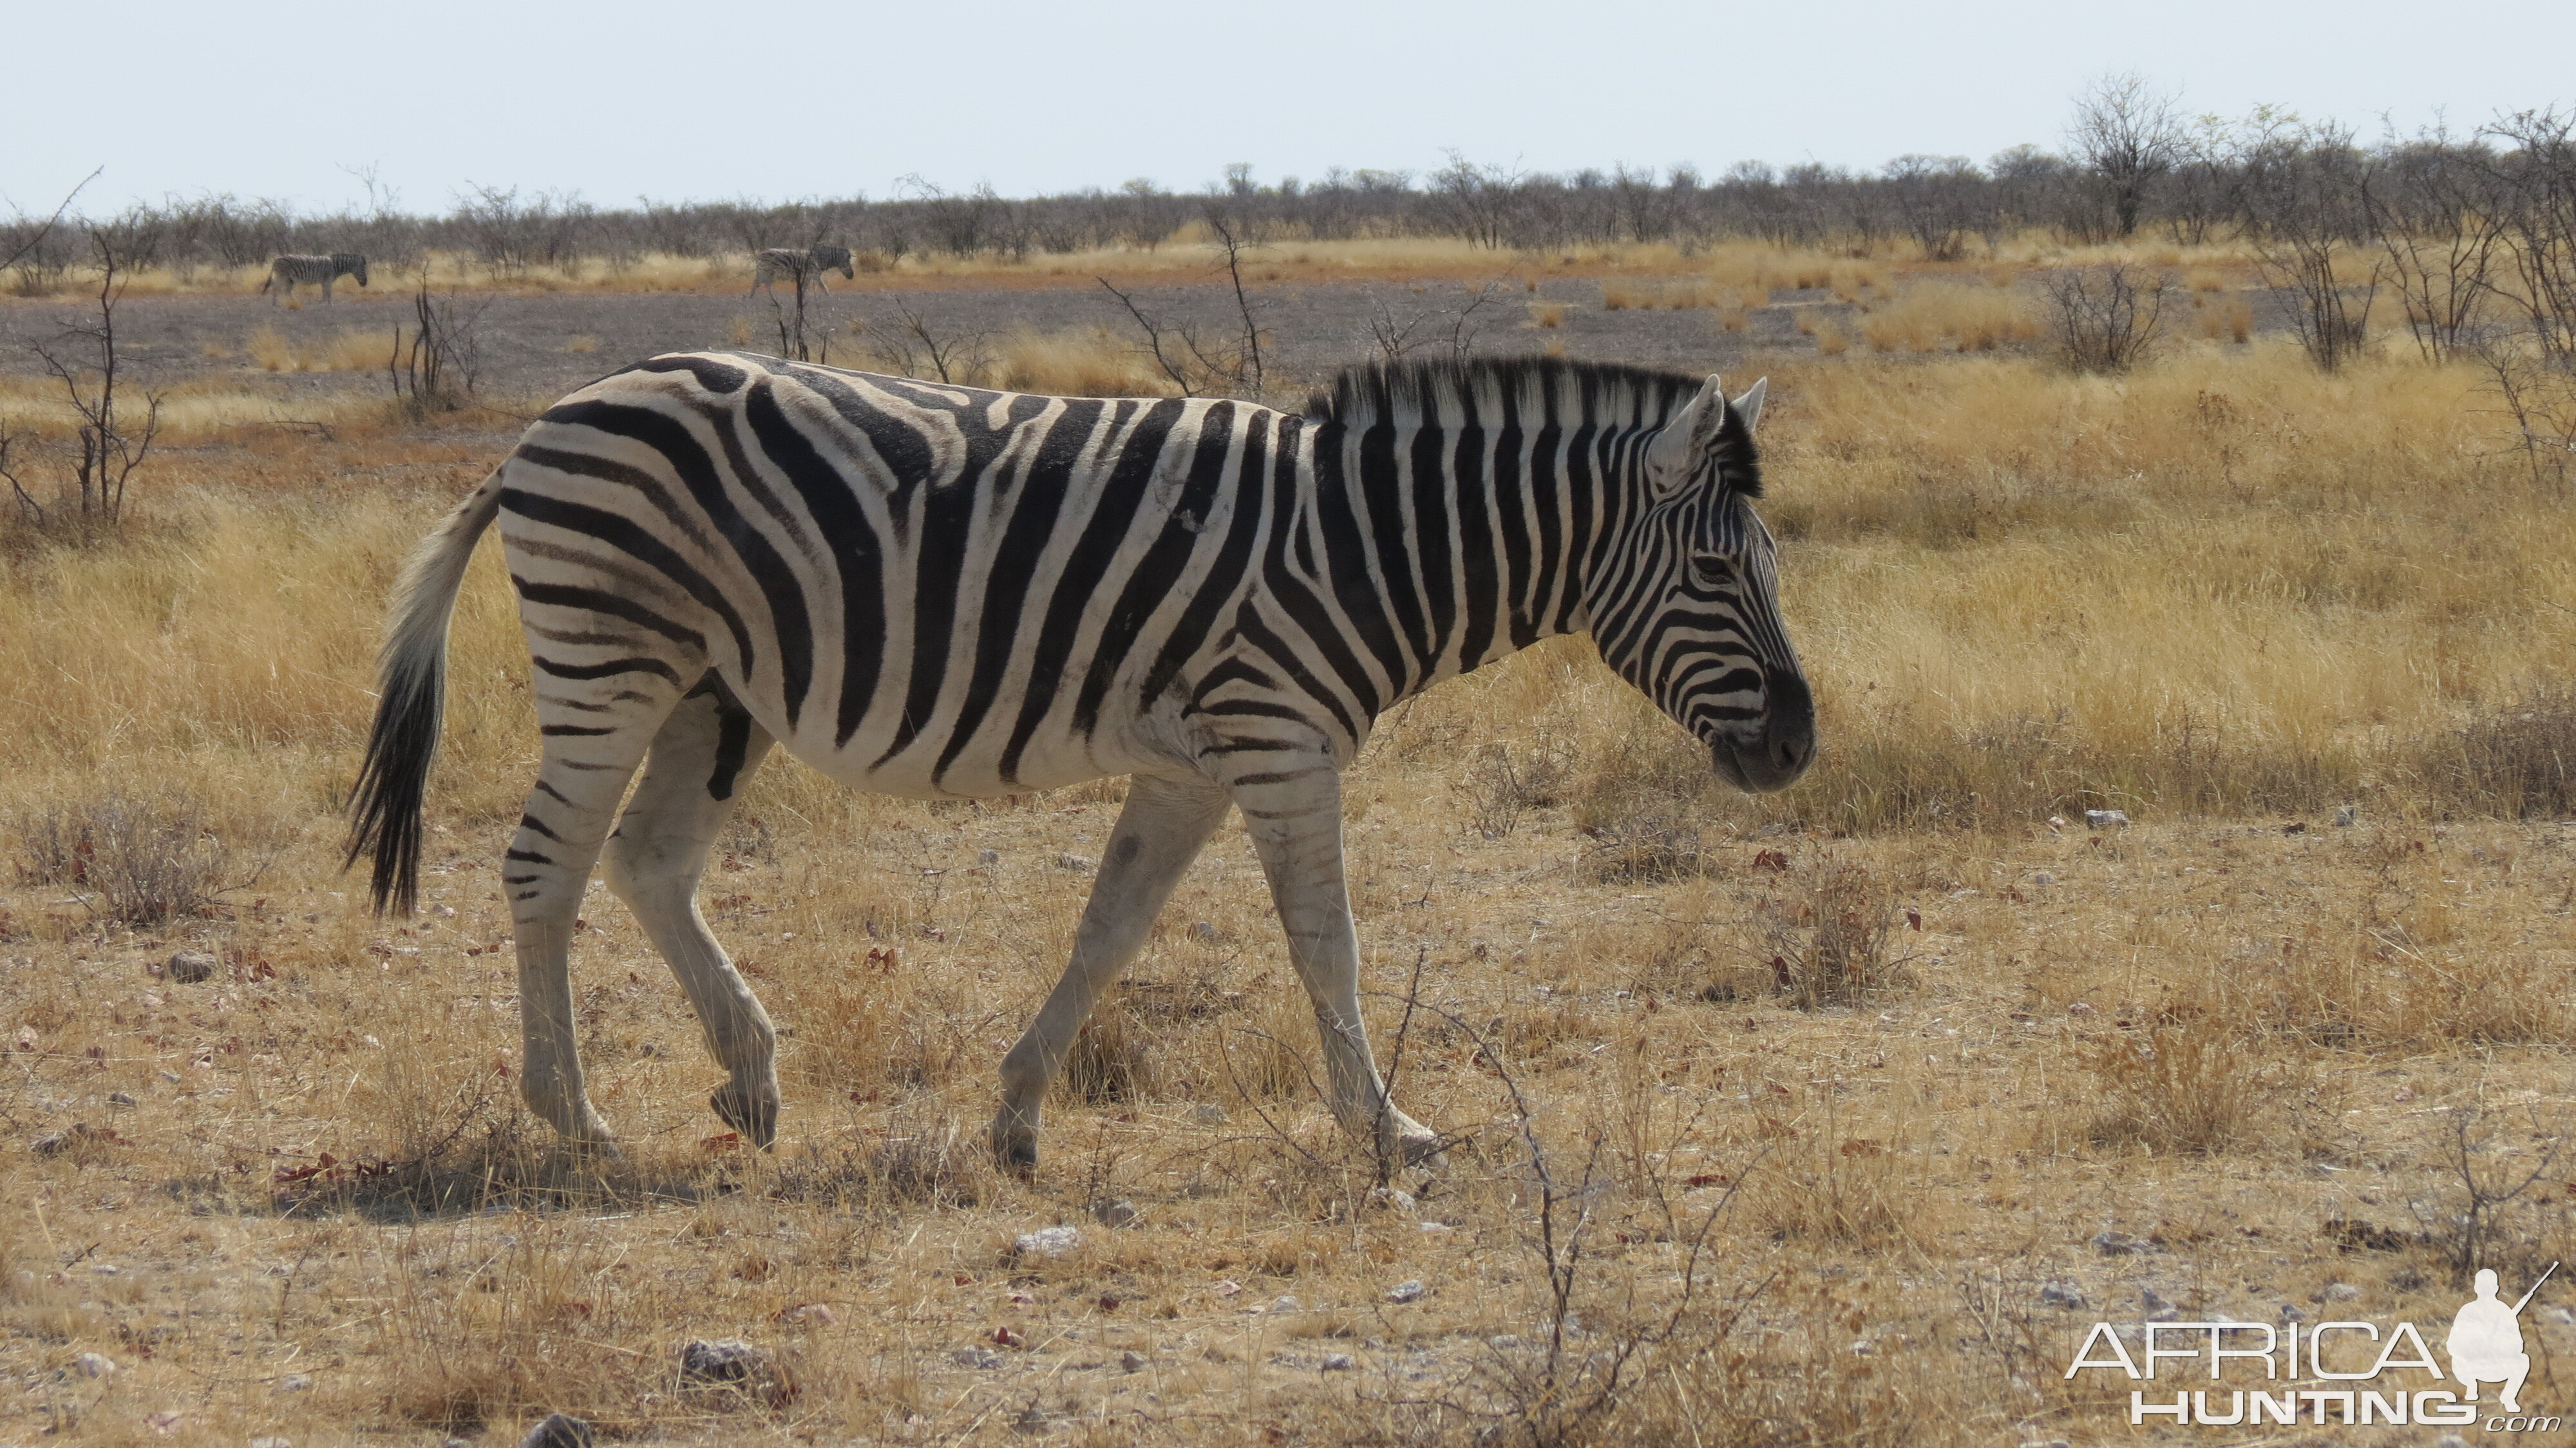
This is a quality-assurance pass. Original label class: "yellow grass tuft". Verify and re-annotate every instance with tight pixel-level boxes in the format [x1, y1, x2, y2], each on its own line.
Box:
[1858, 283, 2041, 353]
[1528, 300, 1567, 328]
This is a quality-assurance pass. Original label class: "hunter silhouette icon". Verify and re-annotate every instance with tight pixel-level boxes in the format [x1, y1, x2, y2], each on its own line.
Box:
[2450, 1263, 2557, 1413]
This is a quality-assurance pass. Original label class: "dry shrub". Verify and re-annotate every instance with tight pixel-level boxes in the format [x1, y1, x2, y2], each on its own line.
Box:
[2040, 262, 2172, 373]
[2194, 294, 2255, 343]
[2086, 1024, 2275, 1154]
[1571, 726, 1717, 878]
[15, 790, 234, 926]
[1754, 859, 1911, 1009]
[1810, 317, 1850, 356]
[1745, 1125, 1912, 1244]
[1528, 299, 1567, 328]
[1454, 738, 1579, 839]
[1715, 307, 1750, 334]
[2436, 684, 2576, 818]
[1064, 990, 1158, 1103]
[565, 334, 600, 354]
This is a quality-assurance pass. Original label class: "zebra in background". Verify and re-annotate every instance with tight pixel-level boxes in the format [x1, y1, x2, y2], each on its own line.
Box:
[260, 253, 368, 303]
[346, 352, 1813, 1168]
[750, 245, 857, 295]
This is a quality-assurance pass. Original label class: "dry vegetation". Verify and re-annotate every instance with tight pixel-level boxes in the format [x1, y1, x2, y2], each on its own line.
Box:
[3, 234, 2575, 1447]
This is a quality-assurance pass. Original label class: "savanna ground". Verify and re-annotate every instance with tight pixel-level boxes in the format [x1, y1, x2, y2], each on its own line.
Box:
[3, 234, 2575, 1447]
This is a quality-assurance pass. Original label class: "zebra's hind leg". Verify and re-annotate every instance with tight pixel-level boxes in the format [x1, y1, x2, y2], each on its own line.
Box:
[600, 675, 783, 1145]
[1229, 761, 1445, 1168]
[990, 772, 1233, 1172]
[506, 681, 683, 1147]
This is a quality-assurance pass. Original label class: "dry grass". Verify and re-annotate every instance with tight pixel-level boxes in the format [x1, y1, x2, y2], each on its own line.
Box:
[3, 275, 2575, 1445]
[1857, 282, 2041, 353]
[243, 325, 386, 374]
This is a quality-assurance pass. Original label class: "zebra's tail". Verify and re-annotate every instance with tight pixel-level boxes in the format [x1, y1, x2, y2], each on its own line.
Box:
[345, 470, 506, 915]
[256, 271, 272, 294]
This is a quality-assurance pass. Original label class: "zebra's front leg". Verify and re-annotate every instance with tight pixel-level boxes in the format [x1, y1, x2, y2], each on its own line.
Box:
[990, 772, 1233, 1172]
[601, 678, 782, 1145]
[1231, 761, 1443, 1166]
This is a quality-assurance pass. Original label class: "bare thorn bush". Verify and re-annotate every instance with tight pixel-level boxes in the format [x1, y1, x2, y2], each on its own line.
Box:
[1752, 859, 1913, 1009]
[2040, 261, 2170, 373]
[2086, 1022, 2278, 1155]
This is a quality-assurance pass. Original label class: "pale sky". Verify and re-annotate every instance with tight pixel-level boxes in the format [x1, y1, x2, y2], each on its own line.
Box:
[8, 0, 2570, 215]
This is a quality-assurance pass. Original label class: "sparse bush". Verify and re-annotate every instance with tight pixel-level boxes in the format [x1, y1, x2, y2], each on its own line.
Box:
[1455, 739, 1578, 839]
[2087, 1023, 2275, 1154]
[2040, 262, 2170, 372]
[15, 791, 232, 926]
[2434, 684, 2576, 818]
[1754, 859, 1912, 1009]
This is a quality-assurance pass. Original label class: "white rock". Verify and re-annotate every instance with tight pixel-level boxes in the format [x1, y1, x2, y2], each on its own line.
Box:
[251, 1438, 293, 1448]
[1385, 1279, 1426, 1304]
[2084, 810, 2130, 829]
[1090, 1199, 1137, 1229]
[2038, 1282, 2086, 1310]
[952, 1346, 1002, 1369]
[1055, 853, 1097, 872]
[72, 1351, 115, 1378]
[276, 1372, 312, 1391]
[2324, 1282, 2363, 1302]
[166, 951, 218, 984]
[1119, 1349, 1148, 1373]
[1015, 1225, 1083, 1258]
[978, 849, 1000, 866]
[1321, 1353, 1356, 1371]
[1193, 1103, 1229, 1124]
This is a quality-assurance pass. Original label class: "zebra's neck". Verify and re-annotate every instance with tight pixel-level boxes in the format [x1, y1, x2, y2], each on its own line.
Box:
[1305, 408, 1651, 709]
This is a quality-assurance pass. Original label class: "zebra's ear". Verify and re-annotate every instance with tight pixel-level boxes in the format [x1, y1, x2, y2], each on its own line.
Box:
[1730, 377, 1767, 432]
[1645, 374, 1730, 498]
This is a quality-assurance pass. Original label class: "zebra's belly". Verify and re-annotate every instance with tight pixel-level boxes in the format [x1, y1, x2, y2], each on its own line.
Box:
[761, 700, 1185, 802]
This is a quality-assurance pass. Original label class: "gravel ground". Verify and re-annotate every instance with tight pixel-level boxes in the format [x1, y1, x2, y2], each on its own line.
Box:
[0, 274, 1828, 406]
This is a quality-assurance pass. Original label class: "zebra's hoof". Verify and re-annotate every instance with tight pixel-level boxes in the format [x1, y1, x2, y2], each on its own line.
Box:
[990, 1129, 1039, 1177]
[711, 1084, 779, 1148]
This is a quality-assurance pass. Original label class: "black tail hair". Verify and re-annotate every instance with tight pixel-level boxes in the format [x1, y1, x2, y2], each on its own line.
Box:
[343, 473, 504, 913]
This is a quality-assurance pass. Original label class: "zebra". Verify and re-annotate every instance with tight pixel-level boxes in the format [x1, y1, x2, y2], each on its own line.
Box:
[345, 352, 1814, 1169]
[261, 253, 368, 303]
[750, 246, 857, 295]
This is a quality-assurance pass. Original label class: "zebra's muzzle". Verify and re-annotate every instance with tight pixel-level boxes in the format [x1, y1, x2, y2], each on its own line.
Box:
[1709, 667, 1814, 794]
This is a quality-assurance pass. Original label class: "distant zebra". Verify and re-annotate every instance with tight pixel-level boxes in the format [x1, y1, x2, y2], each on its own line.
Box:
[750, 246, 857, 295]
[346, 353, 1814, 1167]
[260, 253, 368, 303]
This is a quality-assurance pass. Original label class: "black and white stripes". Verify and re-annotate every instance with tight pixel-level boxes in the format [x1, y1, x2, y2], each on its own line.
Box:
[750, 246, 857, 294]
[346, 351, 1812, 1165]
[260, 253, 368, 302]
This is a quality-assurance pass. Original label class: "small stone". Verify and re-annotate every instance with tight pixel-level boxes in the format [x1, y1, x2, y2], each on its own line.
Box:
[1119, 1349, 1148, 1373]
[952, 1346, 1002, 1369]
[1321, 1352, 1356, 1371]
[1370, 1186, 1417, 1215]
[2037, 1282, 2086, 1310]
[1269, 1294, 1300, 1313]
[978, 849, 1001, 866]
[2084, 810, 2130, 830]
[2323, 1282, 2363, 1302]
[1211, 1279, 1242, 1297]
[166, 951, 218, 984]
[1419, 1221, 1454, 1234]
[1193, 1103, 1229, 1125]
[779, 1302, 837, 1327]
[106, 1091, 136, 1107]
[1849, 1338, 1875, 1355]
[251, 1438, 293, 1448]
[2439, 1436, 2471, 1448]
[2545, 1306, 2575, 1327]
[2280, 1303, 2308, 1322]
[1189, 921, 1218, 940]
[72, 1351, 116, 1378]
[2090, 1230, 2142, 1256]
[1488, 1334, 1520, 1348]
[1011, 1403, 1049, 1433]
[2066, 1001, 2098, 1016]
[2139, 1287, 2173, 1313]
[2030, 871, 2054, 887]
[276, 1372, 312, 1391]
[1386, 1279, 1426, 1304]
[1055, 853, 1097, 872]
[519, 1413, 595, 1448]
[2334, 805, 2358, 827]
[1090, 1199, 1137, 1229]
[1014, 1225, 1082, 1258]
[677, 1338, 769, 1387]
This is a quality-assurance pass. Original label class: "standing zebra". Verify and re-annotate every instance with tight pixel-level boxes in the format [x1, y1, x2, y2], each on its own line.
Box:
[346, 352, 1813, 1168]
[261, 253, 368, 303]
[750, 246, 857, 295]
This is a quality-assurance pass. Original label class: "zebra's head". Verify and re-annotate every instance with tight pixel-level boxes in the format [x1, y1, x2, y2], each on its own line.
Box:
[819, 245, 855, 279]
[335, 254, 369, 287]
[1592, 374, 1814, 794]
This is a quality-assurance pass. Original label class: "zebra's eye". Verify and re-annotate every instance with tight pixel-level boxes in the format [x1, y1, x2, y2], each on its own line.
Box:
[1688, 553, 1732, 589]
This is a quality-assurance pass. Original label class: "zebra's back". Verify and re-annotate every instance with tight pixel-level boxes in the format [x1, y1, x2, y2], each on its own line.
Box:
[498, 352, 1282, 798]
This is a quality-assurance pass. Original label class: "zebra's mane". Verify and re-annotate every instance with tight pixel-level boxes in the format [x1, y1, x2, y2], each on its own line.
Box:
[1304, 356, 1758, 497]
[1305, 356, 1703, 433]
